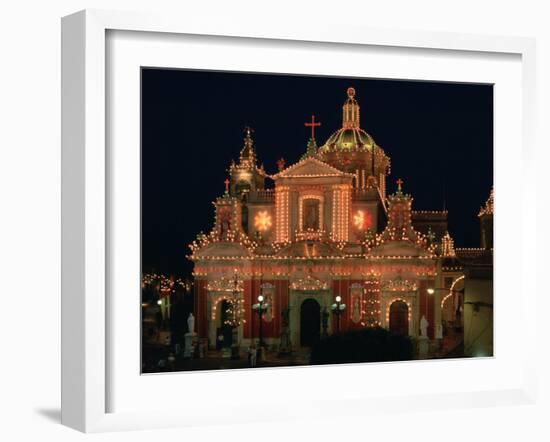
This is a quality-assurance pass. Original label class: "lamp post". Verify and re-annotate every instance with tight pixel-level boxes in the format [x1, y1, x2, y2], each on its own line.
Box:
[331, 295, 346, 333]
[252, 294, 269, 354]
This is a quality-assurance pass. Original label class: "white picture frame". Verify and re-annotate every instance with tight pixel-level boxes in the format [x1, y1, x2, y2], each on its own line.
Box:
[61, 9, 537, 433]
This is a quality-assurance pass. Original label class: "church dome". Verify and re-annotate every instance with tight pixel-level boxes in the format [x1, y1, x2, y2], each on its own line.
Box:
[319, 87, 378, 153]
[323, 126, 376, 151]
[318, 87, 391, 196]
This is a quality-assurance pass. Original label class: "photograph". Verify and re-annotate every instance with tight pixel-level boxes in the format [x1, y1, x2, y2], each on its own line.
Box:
[140, 69, 494, 373]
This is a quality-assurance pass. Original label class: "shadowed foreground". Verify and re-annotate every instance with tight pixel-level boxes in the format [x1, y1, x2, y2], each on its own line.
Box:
[310, 328, 414, 365]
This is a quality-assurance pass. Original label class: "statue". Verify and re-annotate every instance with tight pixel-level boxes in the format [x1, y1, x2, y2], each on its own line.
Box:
[187, 313, 195, 334]
[435, 323, 443, 339]
[420, 315, 429, 338]
[184, 313, 196, 359]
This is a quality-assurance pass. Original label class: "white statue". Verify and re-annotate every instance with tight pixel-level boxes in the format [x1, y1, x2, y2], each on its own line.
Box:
[420, 315, 429, 338]
[187, 313, 195, 334]
[435, 323, 443, 339]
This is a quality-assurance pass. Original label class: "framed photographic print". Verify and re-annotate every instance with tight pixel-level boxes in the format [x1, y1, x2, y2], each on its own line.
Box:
[62, 9, 537, 432]
[140, 69, 493, 373]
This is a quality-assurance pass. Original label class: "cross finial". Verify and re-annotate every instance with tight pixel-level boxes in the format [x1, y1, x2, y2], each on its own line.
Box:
[396, 178, 404, 191]
[244, 126, 254, 137]
[224, 178, 230, 194]
[276, 158, 286, 171]
[304, 114, 321, 140]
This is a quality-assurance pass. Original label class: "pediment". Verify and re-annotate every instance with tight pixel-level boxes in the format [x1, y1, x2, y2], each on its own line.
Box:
[273, 157, 350, 179]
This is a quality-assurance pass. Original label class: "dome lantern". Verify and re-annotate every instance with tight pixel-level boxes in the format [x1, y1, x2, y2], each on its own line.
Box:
[342, 87, 360, 129]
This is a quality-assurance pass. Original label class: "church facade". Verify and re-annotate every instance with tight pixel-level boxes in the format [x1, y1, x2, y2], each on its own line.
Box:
[189, 87, 490, 352]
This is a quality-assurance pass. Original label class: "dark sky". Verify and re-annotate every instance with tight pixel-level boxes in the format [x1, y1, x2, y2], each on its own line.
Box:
[141, 69, 493, 277]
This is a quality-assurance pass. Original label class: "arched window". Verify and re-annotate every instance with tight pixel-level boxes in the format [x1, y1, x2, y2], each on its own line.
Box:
[235, 181, 251, 196]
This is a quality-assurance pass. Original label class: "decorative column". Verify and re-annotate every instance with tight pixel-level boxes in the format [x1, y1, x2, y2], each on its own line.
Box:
[363, 274, 381, 327]
[331, 184, 351, 242]
[275, 185, 290, 243]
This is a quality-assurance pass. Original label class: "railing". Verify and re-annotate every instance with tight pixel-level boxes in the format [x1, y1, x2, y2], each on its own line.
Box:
[295, 229, 326, 242]
[249, 189, 275, 203]
[411, 210, 448, 220]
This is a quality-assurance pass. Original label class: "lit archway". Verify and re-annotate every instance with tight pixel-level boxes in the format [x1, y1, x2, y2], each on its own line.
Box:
[441, 275, 464, 324]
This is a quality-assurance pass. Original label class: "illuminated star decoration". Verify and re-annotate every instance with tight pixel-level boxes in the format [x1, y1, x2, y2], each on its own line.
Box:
[353, 210, 372, 230]
[254, 210, 272, 231]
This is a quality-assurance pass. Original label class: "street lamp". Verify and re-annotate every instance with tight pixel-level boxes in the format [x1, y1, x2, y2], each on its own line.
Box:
[331, 295, 346, 333]
[252, 293, 269, 353]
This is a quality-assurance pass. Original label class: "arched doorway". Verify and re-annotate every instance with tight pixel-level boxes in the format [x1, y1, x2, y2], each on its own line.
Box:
[300, 298, 321, 347]
[389, 300, 409, 336]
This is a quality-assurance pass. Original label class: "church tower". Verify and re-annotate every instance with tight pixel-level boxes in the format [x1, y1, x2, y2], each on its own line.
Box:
[228, 127, 266, 198]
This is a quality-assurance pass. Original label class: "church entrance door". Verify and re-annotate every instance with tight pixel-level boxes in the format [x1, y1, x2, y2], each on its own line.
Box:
[218, 299, 233, 347]
[300, 298, 321, 347]
[389, 300, 409, 336]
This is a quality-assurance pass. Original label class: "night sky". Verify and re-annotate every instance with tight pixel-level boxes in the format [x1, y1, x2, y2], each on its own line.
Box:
[141, 69, 493, 277]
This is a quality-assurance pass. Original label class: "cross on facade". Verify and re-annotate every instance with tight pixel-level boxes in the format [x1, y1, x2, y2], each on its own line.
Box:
[224, 178, 230, 193]
[396, 178, 404, 191]
[304, 114, 321, 140]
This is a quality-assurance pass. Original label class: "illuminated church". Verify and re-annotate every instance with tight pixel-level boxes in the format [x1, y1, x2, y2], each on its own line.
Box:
[189, 87, 492, 353]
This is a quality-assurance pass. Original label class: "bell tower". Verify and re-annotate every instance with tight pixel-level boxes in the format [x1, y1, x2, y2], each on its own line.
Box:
[229, 127, 266, 198]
